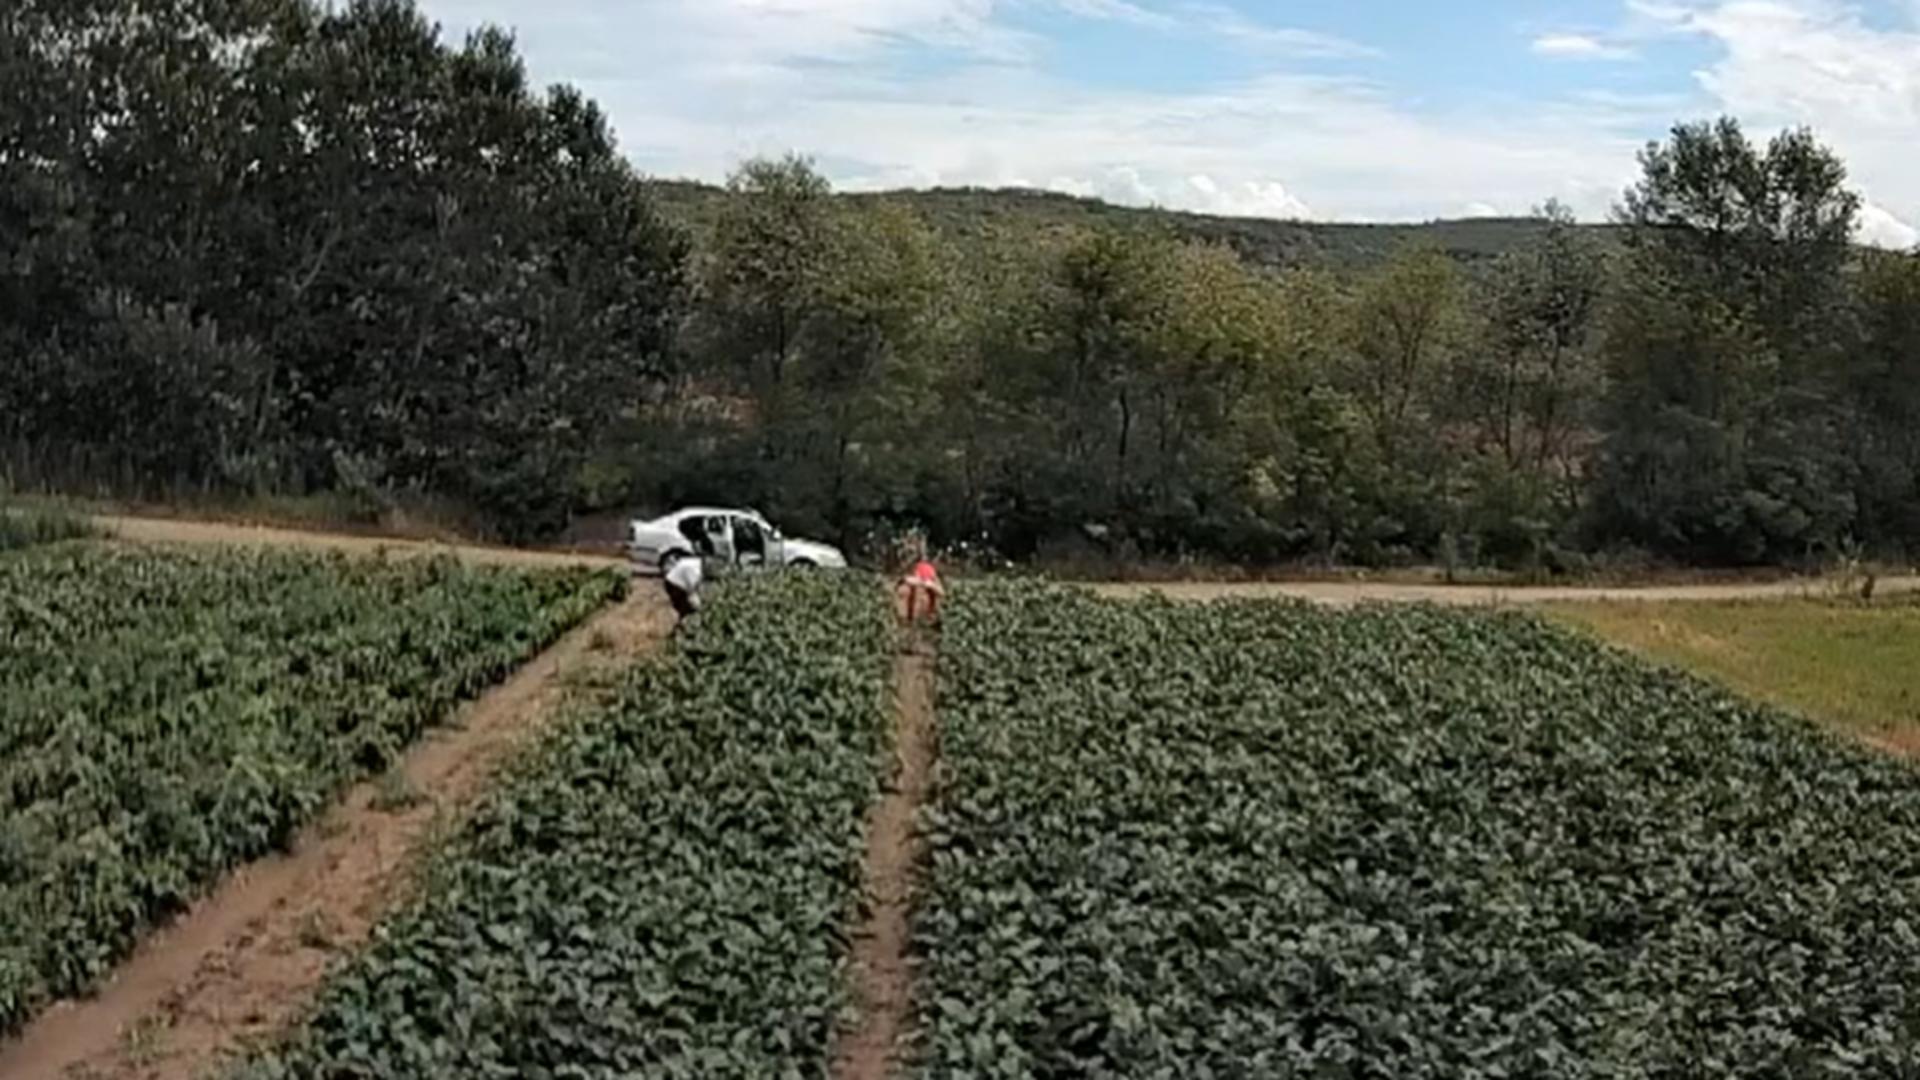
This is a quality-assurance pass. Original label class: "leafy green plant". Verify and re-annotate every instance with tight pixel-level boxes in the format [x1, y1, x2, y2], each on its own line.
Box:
[0, 547, 620, 1034]
[0, 503, 92, 551]
[918, 583, 1920, 1076]
[236, 573, 895, 1079]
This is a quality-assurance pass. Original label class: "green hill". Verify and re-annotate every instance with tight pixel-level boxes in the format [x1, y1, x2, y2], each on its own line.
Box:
[644, 179, 1618, 271]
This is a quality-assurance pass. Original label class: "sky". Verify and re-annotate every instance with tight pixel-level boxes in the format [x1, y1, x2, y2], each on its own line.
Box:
[419, 0, 1920, 247]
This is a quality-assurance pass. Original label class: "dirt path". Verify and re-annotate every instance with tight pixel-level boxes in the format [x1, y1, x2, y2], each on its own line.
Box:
[0, 591, 670, 1080]
[96, 514, 624, 570]
[833, 638, 938, 1080]
[1092, 576, 1920, 607]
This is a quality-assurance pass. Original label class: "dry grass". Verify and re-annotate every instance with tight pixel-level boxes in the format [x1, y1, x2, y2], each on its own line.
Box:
[1544, 595, 1920, 746]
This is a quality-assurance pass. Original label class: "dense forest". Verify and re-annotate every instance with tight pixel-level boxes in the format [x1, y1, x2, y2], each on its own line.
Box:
[5, 0, 1919, 568]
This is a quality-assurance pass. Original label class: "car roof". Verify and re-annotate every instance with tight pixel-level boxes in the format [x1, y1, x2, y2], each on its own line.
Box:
[659, 507, 760, 522]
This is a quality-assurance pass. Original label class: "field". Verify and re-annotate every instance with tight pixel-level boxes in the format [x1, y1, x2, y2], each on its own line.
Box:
[0, 544, 619, 1035]
[8, 535, 1920, 1078]
[918, 586, 1920, 1075]
[1546, 596, 1920, 748]
[237, 575, 895, 1077]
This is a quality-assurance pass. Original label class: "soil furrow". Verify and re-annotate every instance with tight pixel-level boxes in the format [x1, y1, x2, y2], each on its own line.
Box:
[833, 634, 938, 1080]
[0, 590, 667, 1080]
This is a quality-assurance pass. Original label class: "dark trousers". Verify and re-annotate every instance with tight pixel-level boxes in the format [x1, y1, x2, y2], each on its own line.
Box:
[666, 582, 698, 620]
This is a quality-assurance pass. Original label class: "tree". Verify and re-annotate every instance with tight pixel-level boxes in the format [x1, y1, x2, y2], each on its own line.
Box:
[1347, 248, 1462, 466]
[793, 202, 946, 541]
[702, 155, 834, 393]
[1477, 201, 1607, 478]
[0, 0, 688, 537]
[1850, 251, 1920, 550]
[1594, 118, 1861, 563]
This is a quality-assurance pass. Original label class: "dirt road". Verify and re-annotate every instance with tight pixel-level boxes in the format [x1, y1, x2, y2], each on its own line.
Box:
[1091, 576, 1920, 607]
[100, 512, 1920, 608]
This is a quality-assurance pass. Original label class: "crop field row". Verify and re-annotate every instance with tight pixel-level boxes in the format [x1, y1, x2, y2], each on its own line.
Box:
[237, 575, 896, 1078]
[919, 584, 1920, 1076]
[0, 546, 620, 1034]
[0, 505, 90, 552]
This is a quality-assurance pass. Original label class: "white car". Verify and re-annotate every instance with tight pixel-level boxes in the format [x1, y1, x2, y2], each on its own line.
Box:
[627, 508, 849, 574]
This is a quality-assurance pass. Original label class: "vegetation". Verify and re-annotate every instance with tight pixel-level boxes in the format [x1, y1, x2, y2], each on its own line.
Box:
[1, 0, 684, 539]
[237, 574, 894, 1078]
[0, 546, 618, 1033]
[1546, 595, 1920, 745]
[0, 502, 91, 551]
[5, 1, 1917, 569]
[920, 584, 1920, 1074]
[646, 179, 1593, 272]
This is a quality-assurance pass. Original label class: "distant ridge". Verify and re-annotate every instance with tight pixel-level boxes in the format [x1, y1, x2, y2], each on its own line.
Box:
[643, 178, 1621, 271]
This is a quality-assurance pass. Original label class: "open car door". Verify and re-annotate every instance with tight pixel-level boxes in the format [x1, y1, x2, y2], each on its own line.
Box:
[731, 514, 771, 568]
[702, 514, 737, 565]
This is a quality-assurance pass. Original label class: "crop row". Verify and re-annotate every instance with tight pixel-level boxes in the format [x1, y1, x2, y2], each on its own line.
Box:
[238, 573, 896, 1079]
[0, 546, 620, 1034]
[0, 504, 90, 552]
[919, 584, 1920, 1076]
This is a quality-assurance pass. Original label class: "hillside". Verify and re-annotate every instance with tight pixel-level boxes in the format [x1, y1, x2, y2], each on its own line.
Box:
[644, 178, 1619, 271]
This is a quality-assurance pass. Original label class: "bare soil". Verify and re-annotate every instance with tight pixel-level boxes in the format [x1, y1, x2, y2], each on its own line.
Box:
[1091, 576, 1920, 608]
[833, 638, 939, 1080]
[0, 585, 669, 1080]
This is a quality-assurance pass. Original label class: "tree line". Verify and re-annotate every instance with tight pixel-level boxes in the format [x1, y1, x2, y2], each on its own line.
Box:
[1, 0, 682, 536]
[5, 1, 1918, 566]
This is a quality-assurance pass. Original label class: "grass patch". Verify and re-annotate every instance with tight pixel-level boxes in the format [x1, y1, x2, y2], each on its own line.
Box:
[1544, 595, 1920, 744]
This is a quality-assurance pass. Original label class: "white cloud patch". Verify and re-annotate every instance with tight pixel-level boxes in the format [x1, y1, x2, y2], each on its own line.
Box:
[1861, 203, 1920, 250]
[1531, 33, 1638, 60]
[1184, 174, 1313, 217]
[1180, 3, 1380, 58]
[1052, 0, 1172, 28]
[1642, 0, 1920, 247]
[418, 0, 1920, 240]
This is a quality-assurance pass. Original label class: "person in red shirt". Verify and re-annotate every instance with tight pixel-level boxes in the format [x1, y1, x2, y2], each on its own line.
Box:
[898, 543, 944, 625]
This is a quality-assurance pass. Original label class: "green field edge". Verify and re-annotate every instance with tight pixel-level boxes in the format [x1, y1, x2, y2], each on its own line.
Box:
[232, 574, 897, 1078]
[0, 548, 625, 1036]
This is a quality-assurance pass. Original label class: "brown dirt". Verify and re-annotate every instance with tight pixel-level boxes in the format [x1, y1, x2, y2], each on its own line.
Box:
[1863, 729, 1920, 758]
[95, 514, 625, 571]
[832, 638, 939, 1080]
[1090, 576, 1920, 608]
[0, 590, 670, 1080]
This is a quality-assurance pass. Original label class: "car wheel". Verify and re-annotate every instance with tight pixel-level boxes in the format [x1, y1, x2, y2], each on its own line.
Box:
[789, 558, 818, 570]
[660, 549, 688, 574]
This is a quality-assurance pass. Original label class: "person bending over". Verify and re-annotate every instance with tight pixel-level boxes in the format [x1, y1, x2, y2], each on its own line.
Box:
[664, 555, 704, 630]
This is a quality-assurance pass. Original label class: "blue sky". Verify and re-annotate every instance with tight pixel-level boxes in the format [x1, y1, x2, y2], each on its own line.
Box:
[422, 0, 1920, 245]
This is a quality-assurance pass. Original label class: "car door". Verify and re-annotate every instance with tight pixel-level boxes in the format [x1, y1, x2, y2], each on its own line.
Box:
[703, 514, 736, 565]
[731, 514, 769, 568]
[675, 514, 708, 557]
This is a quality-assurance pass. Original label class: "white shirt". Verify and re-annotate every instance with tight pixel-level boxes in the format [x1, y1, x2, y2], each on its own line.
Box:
[665, 558, 704, 593]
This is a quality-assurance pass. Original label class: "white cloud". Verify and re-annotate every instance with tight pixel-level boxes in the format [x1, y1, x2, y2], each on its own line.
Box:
[644, 66, 1643, 221]
[1462, 201, 1502, 218]
[1049, 0, 1376, 57]
[1861, 203, 1920, 250]
[1642, 0, 1920, 247]
[1182, 174, 1313, 217]
[1531, 33, 1638, 60]
[1181, 3, 1381, 58]
[1053, 0, 1173, 29]
[418, 0, 1920, 238]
